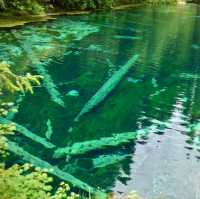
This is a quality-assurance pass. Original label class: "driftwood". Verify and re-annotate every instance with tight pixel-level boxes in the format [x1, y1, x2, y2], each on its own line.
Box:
[7, 140, 106, 198]
[0, 117, 55, 149]
[74, 54, 139, 121]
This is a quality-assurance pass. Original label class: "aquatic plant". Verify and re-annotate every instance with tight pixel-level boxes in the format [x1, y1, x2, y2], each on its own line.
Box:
[74, 54, 139, 121]
[0, 62, 41, 94]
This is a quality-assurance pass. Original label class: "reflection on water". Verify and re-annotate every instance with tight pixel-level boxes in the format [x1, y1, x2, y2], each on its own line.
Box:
[0, 3, 200, 199]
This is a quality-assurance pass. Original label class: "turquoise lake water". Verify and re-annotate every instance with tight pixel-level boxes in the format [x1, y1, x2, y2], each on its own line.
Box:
[0, 3, 200, 199]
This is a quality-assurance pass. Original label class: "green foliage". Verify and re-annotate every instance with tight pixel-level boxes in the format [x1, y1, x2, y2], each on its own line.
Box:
[0, 61, 42, 155]
[0, 0, 45, 15]
[0, 62, 42, 94]
[0, 0, 178, 15]
[0, 62, 80, 199]
[56, 0, 116, 10]
[0, 163, 79, 199]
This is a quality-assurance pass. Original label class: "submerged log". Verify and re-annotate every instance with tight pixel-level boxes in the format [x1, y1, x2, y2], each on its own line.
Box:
[7, 140, 106, 198]
[74, 54, 139, 121]
[45, 119, 53, 140]
[34, 63, 65, 107]
[53, 132, 137, 159]
[10, 30, 65, 107]
[93, 154, 131, 169]
[0, 117, 55, 149]
[54, 124, 162, 159]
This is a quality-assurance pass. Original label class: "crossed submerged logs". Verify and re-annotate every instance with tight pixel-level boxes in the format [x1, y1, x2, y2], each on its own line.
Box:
[54, 132, 137, 159]
[53, 124, 161, 159]
[74, 54, 139, 121]
[55, 122, 170, 159]
[0, 117, 56, 149]
[7, 140, 107, 198]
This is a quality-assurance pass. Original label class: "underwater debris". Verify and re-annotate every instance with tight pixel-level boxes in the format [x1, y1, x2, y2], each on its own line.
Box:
[179, 73, 200, 79]
[0, 117, 55, 149]
[93, 154, 131, 169]
[192, 44, 200, 50]
[6, 94, 25, 120]
[127, 77, 141, 83]
[66, 90, 79, 97]
[34, 63, 65, 107]
[152, 78, 158, 87]
[87, 44, 102, 51]
[74, 54, 139, 121]
[106, 58, 118, 77]
[53, 124, 166, 159]
[53, 132, 137, 158]
[45, 119, 53, 140]
[114, 35, 142, 40]
[149, 87, 167, 98]
[7, 140, 106, 198]
[63, 154, 131, 171]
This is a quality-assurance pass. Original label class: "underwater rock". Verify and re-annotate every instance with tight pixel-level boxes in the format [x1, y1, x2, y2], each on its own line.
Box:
[66, 90, 79, 97]
[74, 54, 139, 121]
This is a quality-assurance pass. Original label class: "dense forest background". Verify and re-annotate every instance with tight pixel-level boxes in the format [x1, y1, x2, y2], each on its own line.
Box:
[0, 0, 184, 15]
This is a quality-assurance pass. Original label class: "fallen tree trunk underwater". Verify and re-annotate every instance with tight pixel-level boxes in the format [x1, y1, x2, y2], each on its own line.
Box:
[0, 117, 56, 149]
[7, 140, 107, 198]
[10, 30, 65, 107]
[74, 54, 139, 121]
[54, 132, 137, 158]
[53, 124, 161, 159]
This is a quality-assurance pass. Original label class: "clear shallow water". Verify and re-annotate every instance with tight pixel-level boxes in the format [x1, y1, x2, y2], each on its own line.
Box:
[1, 4, 200, 199]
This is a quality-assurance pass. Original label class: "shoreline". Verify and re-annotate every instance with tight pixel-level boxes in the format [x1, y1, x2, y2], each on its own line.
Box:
[0, 3, 142, 28]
